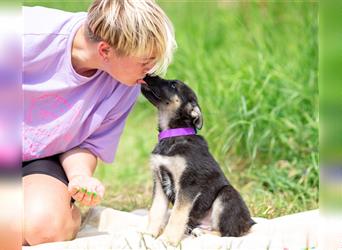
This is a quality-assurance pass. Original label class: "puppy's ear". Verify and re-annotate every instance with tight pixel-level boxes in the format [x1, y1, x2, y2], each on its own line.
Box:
[186, 102, 203, 130]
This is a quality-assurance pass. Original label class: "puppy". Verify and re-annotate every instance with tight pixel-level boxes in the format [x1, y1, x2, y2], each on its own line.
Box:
[141, 75, 255, 246]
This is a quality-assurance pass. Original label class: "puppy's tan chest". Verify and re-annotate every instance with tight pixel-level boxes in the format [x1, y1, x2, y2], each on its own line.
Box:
[150, 154, 187, 182]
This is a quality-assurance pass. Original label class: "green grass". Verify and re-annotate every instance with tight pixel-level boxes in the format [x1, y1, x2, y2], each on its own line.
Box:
[24, 0, 318, 218]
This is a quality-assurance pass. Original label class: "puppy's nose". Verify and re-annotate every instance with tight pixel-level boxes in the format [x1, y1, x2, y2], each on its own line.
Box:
[143, 74, 159, 84]
[143, 74, 152, 81]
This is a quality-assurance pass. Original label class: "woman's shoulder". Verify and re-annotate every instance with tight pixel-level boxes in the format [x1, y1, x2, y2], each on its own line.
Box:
[23, 6, 86, 36]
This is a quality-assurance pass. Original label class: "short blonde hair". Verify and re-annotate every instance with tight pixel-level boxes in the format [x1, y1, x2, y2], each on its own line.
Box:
[87, 0, 177, 75]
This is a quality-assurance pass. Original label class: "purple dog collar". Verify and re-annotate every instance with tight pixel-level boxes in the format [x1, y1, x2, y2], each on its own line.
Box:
[158, 128, 196, 141]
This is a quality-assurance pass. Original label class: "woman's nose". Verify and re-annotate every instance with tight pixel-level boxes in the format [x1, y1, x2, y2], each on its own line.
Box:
[144, 61, 156, 73]
[144, 66, 152, 73]
[143, 69, 150, 75]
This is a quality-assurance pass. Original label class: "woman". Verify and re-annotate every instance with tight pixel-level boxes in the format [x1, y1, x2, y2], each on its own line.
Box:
[22, 0, 176, 245]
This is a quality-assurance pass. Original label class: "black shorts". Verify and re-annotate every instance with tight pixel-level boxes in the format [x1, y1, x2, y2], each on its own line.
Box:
[22, 154, 69, 186]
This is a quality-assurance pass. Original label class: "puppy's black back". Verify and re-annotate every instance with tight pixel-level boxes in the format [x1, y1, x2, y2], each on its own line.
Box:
[153, 135, 228, 194]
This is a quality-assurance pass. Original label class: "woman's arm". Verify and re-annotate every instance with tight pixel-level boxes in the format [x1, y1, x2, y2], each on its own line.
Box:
[60, 147, 97, 180]
[60, 148, 105, 206]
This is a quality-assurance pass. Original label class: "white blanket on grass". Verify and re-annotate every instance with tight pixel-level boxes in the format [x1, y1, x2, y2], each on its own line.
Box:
[23, 207, 337, 250]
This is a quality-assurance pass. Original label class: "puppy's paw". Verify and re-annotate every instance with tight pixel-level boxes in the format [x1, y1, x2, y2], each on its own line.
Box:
[190, 227, 221, 238]
[191, 227, 205, 237]
[158, 233, 181, 247]
[144, 227, 161, 238]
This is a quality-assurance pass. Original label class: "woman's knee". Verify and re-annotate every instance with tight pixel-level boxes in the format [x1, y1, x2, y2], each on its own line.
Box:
[24, 201, 81, 245]
[23, 174, 82, 245]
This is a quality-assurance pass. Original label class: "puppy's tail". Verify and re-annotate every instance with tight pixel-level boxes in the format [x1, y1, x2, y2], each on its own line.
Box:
[211, 185, 255, 237]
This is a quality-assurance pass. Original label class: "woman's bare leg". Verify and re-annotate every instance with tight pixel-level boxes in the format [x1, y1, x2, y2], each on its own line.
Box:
[23, 174, 81, 246]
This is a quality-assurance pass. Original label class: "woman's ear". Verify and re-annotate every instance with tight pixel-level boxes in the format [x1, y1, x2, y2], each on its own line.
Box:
[98, 41, 111, 62]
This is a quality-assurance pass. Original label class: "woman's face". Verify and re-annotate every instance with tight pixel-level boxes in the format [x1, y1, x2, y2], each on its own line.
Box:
[103, 49, 156, 86]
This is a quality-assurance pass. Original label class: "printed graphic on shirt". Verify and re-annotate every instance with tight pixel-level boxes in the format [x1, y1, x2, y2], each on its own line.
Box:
[23, 94, 81, 161]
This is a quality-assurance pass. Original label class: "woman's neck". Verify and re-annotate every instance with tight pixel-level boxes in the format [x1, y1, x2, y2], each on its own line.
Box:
[71, 24, 99, 77]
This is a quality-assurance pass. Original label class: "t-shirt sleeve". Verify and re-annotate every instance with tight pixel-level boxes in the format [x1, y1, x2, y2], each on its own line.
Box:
[78, 87, 140, 163]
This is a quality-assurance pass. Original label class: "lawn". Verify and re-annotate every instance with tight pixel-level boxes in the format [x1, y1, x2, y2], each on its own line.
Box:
[24, 0, 318, 218]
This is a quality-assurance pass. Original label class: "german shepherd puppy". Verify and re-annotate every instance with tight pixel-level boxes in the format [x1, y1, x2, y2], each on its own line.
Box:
[141, 75, 255, 246]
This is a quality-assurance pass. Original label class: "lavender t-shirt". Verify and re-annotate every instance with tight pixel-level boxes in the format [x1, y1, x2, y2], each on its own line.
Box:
[23, 6, 140, 163]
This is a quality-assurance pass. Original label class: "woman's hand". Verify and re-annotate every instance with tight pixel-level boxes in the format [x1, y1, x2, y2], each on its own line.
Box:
[68, 175, 105, 206]
[60, 147, 103, 206]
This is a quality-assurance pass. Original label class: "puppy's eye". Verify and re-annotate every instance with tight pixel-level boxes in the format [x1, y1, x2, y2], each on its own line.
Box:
[171, 83, 176, 89]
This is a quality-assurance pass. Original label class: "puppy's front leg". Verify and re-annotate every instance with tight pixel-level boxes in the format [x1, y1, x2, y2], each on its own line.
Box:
[159, 193, 193, 246]
[146, 175, 169, 237]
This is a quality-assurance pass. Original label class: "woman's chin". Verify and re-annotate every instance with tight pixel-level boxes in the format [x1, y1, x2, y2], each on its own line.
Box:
[118, 79, 138, 86]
